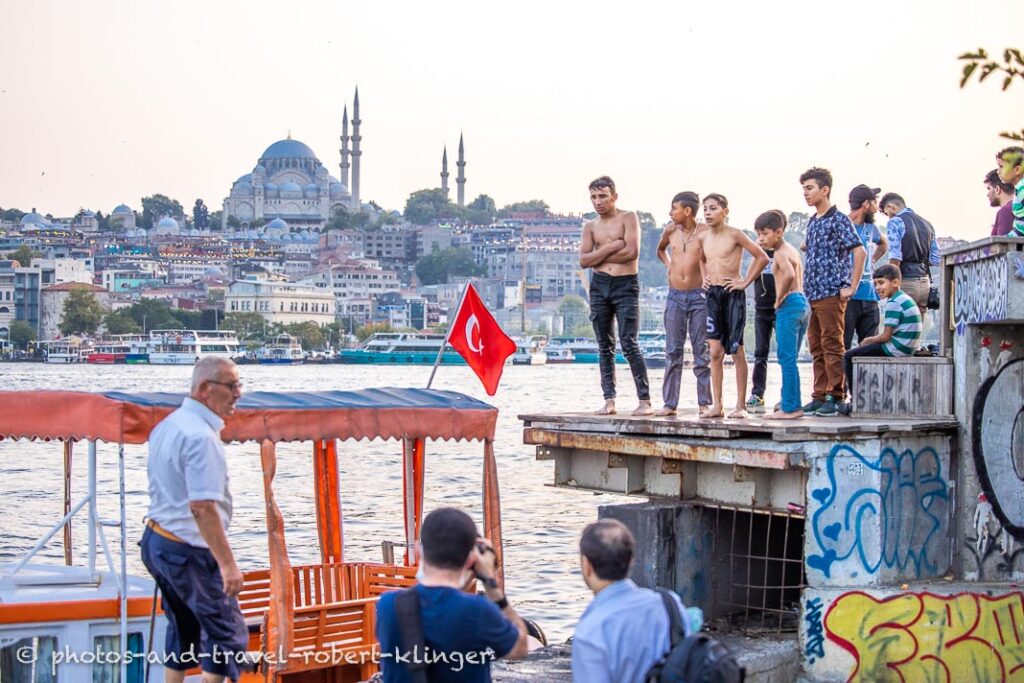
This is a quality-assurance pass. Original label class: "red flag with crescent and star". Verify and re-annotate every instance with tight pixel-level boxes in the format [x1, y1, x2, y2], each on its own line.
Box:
[447, 283, 517, 396]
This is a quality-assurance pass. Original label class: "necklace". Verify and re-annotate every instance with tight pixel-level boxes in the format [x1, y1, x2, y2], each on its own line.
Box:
[680, 225, 697, 252]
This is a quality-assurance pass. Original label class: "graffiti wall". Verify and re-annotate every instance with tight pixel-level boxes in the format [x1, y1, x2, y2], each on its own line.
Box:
[953, 254, 1008, 335]
[803, 587, 1024, 682]
[806, 442, 951, 585]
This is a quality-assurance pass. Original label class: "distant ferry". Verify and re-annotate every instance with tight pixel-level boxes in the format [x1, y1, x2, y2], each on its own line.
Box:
[146, 329, 242, 365]
[338, 332, 466, 365]
[40, 340, 88, 364]
[256, 333, 305, 365]
[512, 336, 547, 365]
[87, 335, 149, 364]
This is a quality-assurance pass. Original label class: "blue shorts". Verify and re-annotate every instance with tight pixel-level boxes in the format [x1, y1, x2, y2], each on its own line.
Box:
[139, 526, 248, 678]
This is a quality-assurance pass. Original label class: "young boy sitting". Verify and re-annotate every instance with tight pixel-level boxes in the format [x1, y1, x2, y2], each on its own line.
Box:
[842, 264, 922, 410]
[698, 193, 770, 418]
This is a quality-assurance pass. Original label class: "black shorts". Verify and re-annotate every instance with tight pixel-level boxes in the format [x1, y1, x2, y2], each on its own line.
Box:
[706, 285, 746, 355]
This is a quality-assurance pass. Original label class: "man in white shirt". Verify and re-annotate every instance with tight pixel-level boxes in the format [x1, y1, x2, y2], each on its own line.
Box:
[140, 356, 247, 683]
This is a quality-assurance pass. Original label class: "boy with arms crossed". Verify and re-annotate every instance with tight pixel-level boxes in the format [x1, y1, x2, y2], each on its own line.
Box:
[655, 191, 711, 416]
[699, 194, 770, 419]
[753, 211, 811, 420]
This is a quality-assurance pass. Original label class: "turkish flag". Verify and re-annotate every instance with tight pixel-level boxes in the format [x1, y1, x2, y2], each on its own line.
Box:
[448, 283, 517, 396]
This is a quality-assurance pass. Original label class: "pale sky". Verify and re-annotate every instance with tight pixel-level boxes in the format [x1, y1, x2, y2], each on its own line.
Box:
[1, 0, 1022, 240]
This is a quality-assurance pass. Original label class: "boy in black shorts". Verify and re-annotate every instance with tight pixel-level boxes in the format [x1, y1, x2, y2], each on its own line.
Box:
[698, 194, 770, 418]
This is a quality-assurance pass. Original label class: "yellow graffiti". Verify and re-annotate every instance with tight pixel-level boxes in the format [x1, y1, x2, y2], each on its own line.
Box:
[825, 591, 1024, 682]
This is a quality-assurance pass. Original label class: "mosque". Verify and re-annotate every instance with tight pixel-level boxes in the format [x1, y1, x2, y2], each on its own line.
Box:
[221, 89, 364, 231]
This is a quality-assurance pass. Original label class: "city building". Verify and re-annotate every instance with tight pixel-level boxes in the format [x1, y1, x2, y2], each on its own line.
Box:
[301, 262, 401, 311]
[39, 283, 111, 341]
[225, 277, 336, 326]
[0, 260, 16, 339]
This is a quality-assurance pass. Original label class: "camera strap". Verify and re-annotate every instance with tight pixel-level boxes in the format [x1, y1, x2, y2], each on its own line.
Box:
[395, 587, 430, 683]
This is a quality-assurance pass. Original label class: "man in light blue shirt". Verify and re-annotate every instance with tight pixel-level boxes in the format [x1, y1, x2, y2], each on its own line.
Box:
[572, 519, 702, 683]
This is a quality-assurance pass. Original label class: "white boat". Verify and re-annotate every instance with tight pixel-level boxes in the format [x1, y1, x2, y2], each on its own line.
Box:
[545, 347, 575, 364]
[146, 329, 241, 365]
[41, 339, 88, 364]
[512, 336, 547, 365]
[256, 333, 305, 365]
[339, 332, 465, 365]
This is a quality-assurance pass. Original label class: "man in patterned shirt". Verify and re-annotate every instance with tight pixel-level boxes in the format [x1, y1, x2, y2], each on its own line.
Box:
[843, 265, 922, 408]
[879, 192, 939, 319]
[996, 146, 1024, 237]
[799, 168, 867, 417]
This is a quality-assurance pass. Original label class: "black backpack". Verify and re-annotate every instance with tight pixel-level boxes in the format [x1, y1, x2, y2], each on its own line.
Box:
[646, 589, 745, 683]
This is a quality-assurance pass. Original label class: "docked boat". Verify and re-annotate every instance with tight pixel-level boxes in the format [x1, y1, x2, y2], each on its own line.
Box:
[87, 335, 149, 364]
[0, 387, 515, 681]
[146, 329, 241, 365]
[40, 339, 88, 364]
[545, 346, 576, 364]
[644, 350, 668, 368]
[256, 333, 305, 364]
[511, 336, 547, 365]
[339, 332, 466, 365]
[547, 337, 626, 364]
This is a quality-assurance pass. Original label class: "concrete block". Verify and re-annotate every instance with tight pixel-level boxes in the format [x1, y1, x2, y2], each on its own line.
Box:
[803, 436, 953, 588]
[800, 583, 1024, 682]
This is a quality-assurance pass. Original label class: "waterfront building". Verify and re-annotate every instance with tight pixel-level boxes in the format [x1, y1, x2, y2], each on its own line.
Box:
[0, 260, 15, 339]
[301, 262, 401, 309]
[39, 283, 110, 341]
[225, 277, 336, 326]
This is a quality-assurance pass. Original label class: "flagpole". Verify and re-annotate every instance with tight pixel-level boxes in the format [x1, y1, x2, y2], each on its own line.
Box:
[426, 279, 471, 389]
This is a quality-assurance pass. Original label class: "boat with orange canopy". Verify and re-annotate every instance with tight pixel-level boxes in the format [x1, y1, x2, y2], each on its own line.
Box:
[0, 387, 505, 682]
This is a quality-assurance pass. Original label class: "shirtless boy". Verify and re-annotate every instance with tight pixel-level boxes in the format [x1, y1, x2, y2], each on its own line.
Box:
[655, 191, 711, 416]
[579, 176, 652, 416]
[754, 211, 811, 420]
[699, 194, 770, 419]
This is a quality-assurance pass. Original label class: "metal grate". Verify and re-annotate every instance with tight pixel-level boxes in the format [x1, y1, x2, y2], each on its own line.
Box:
[696, 503, 806, 634]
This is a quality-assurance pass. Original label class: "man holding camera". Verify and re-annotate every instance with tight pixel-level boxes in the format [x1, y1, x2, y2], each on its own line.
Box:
[376, 507, 529, 682]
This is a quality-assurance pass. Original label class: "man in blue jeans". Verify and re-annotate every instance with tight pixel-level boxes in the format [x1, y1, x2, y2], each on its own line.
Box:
[753, 211, 811, 420]
[579, 176, 652, 416]
[844, 185, 888, 350]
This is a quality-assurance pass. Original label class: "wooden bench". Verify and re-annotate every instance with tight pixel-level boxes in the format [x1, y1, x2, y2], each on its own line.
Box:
[851, 356, 953, 418]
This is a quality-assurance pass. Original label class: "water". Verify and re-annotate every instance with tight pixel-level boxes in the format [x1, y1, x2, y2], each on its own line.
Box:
[0, 360, 800, 641]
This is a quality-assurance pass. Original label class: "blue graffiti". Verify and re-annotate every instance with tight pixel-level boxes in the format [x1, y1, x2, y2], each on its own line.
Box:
[807, 445, 949, 579]
[804, 597, 825, 663]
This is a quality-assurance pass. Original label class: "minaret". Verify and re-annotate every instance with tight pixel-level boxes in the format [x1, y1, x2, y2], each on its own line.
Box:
[339, 105, 350, 189]
[456, 133, 466, 207]
[441, 146, 450, 199]
[351, 87, 362, 211]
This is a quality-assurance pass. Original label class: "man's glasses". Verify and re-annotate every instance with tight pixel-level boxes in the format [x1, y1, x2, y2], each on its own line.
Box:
[209, 380, 243, 392]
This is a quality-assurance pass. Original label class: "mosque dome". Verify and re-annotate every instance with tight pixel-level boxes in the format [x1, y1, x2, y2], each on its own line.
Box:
[329, 181, 348, 196]
[267, 218, 289, 230]
[259, 139, 318, 162]
[264, 182, 279, 196]
[304, 182, 320, 196]
[280, 181, 303, 196]
[204, 266, 225, 278]
[20, 210, 49, 227]
[156, 216, 178, 230]
[235, 173, 253, 184]
[281, 233, 293, 241]
[112, 204, 133, 215]
[82, 210, 96, 218]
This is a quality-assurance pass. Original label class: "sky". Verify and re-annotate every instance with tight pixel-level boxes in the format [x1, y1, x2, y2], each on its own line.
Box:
[1, 0, 1022, 240]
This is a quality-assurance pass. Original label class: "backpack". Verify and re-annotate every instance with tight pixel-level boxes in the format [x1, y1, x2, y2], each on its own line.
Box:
[646, 589, 745, 683]
[394, 587, 430, 683]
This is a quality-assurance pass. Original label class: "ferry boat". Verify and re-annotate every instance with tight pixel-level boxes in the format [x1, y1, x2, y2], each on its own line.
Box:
[40, 339, 88, 364]
[86, 335, 149, 364]
[511, 336, 547, 365]
[545, 346, 576, 364]
[338, 332, 466, 365]
[256, 333, 305, 364]
[0, 387, 531, 681]
[146, 329, 241, 365]
[547, 337, 626, 364]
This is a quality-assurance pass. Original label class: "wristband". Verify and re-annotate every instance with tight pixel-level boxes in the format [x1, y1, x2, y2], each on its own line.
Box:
[493, 596, 509, 610]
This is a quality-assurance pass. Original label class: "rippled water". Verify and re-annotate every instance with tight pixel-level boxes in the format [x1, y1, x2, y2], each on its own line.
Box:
[0, 360, 796, 641]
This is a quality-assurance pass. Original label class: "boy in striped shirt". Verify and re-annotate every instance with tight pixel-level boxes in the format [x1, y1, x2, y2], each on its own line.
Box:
[841, 264, 922, 412]
[995, 146, 1024, 237]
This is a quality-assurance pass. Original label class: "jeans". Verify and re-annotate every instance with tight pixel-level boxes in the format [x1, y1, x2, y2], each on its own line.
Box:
[663, 288, 711, 408]
[843, 342, 887, 400]
[808, 295, 848, 401]
[751, 307, 776, 399]
[775, 293, 810, 413]
[590, 272, 650, 401]
[843, 299, 880, 351]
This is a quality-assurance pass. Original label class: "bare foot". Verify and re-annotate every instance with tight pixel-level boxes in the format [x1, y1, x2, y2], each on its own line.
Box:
[654, 406, 677, 417]
[764, 409, 804, 420]
[727, 407, 748, 419]
[633, 401, 654, 416]
[701, 405, 724, 419]
[595, 400, 616, 415]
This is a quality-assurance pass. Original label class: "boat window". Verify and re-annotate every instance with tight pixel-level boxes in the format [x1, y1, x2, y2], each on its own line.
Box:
[91, 633, 143, 683]
[0, 635, 58, 682]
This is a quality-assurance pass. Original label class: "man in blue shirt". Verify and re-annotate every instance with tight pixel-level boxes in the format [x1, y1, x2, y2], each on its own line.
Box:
[880, 192, 939, 321]
[845, 185, 889, 350]
[376, 508, 528, 683]
[572, 519, 702, 683]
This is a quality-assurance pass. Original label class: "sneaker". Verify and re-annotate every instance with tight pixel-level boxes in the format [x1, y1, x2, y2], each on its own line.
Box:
[746, 395, 766, 413]
[815, 396, 841, 417]
[838, 402, 852, 416]
[802, 398, 824, 413]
